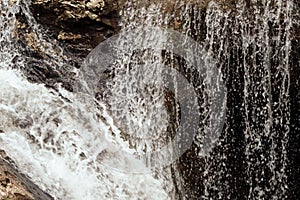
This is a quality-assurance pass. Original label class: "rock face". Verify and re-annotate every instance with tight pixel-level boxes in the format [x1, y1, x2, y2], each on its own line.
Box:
[0, 151, 53, 200]
[30, 0, 122, 59]
[27, 0, 215, 60]
[9, 0, 124, 93]
[0, 164, 33, 200]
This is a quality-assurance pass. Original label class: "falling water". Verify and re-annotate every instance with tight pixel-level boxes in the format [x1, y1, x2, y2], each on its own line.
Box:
[0, 0, 171, 199]
[201, 1, 295, 199]
[0, 0, 298, 199]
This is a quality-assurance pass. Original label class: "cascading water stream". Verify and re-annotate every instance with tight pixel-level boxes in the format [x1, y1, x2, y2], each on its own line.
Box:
[0, 0, 298, 199]
[0, 0, 173, 199]
[201, 1, 295, 199]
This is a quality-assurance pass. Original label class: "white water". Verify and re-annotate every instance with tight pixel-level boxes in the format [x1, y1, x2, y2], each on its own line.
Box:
[0, 69, 169, 199]
[0, 0, 172, 199]
[0, 0, 297, 199]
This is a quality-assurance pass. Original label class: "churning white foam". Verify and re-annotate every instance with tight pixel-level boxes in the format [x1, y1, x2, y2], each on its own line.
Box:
[0, 69, 169, 199]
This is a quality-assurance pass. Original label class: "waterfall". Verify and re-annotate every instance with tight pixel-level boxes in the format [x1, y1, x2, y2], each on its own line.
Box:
[0, 0, 171, 199]
[202, 1, 294, 199]
[0, 0, 298, 199]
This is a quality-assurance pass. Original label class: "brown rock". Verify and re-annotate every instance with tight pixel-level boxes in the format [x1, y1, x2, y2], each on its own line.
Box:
[0, 151, 53, 200]
[30, 0, 122, 59]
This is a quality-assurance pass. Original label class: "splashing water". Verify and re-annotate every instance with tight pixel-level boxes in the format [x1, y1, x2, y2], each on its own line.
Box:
[0, 0, 298, 199]
[0, 0, 172, 199]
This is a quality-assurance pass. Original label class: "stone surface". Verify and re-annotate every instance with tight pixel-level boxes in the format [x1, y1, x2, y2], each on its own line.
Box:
[0, 151, 53, 200]
[0, 164, 34, 200]
[30, 0, 122, 59]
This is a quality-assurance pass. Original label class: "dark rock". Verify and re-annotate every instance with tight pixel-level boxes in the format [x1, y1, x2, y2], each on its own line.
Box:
[30, 0, 122, 59]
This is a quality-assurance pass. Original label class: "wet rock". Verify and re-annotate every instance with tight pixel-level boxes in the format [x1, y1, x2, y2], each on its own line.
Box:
[30, 0, 122, 58]
[0, 150, 53, 200]
[13, 12, 79, 91]
[7, 0, 124, 92]
[13, 116, 33, 129]
[0, 166, 34, 200]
